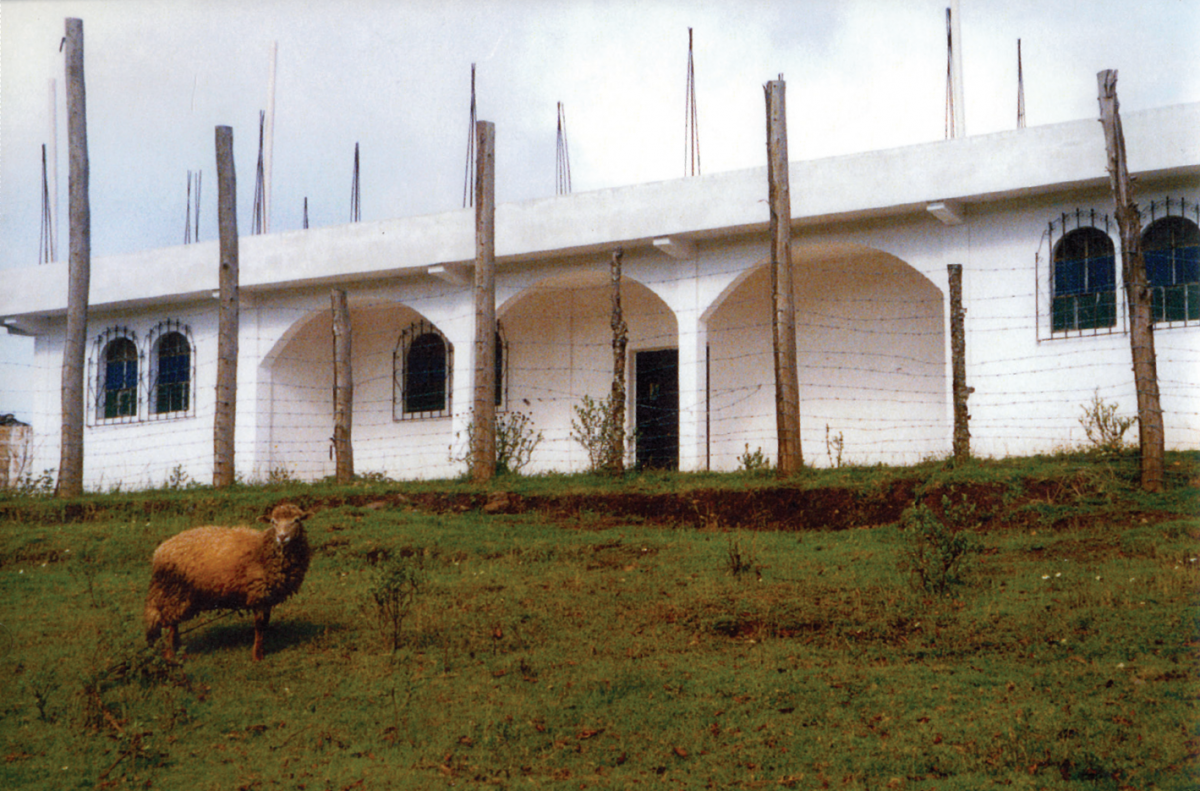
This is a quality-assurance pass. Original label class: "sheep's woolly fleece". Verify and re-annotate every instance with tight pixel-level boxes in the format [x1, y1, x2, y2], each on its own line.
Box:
[144, 504, 312, 658]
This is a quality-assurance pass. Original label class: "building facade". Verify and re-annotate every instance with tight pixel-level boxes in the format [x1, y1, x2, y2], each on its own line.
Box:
[3, 104, 1197, 489]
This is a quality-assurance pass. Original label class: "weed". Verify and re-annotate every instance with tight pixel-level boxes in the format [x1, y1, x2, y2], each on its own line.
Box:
[825, 424, 845, 468]
[725, 535, 762, 579]
[570, 393, 629, 474]
[453, 409, 544, 477]
[162, 464, 192, 490]
[28, 664, 59, 722]
[737, 444, 772, 474]
[67, 549, 103, 608]
[367, 556, 425, 652]
[10, 467, 56, 497]
[898, 499, 979, 595]
[1079, 389, 1136, 455]
[266, 465, 294, 485]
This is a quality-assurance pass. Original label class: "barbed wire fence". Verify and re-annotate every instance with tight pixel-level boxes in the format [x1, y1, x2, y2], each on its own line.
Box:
[1, 251, 1197, 490]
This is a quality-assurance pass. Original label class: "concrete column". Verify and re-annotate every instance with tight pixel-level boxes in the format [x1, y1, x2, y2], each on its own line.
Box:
[676, 310, 708, 472]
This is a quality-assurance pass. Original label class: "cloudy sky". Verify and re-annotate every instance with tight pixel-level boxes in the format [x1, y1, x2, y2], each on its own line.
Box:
[2, 0, 1198, 420]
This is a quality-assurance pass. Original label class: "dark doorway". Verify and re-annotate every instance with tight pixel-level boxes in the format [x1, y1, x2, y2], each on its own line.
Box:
[635, 348, 678, 470]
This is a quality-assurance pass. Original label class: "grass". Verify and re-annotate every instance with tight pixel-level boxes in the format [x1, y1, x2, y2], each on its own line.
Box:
[0, 452, 1197, 789]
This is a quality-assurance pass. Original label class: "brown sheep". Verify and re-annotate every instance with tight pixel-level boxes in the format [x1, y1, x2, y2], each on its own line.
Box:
[144, 503, 313, 661]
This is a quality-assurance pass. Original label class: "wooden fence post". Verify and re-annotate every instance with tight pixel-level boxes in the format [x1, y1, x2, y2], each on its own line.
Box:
[765, 76, 802, 475]
[471, 120, 497, 482]
[609, 247, 628, 475]
[213, 125, 239, 488]
[948, 264, 972, 465]
[331, 288, 354, 484]
[57, 18, 89, 499]
[1097, 70, 1164, 493]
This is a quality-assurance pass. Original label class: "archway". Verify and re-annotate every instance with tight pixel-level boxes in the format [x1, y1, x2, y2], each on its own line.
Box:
[259, 301, 461, 480]
[499, 270, 678, 472]
[704, 244, 946, 468]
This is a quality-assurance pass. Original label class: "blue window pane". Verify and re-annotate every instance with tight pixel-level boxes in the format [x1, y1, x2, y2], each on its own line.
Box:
[1145, 250, 1174, 287]
[1054, 258, 1084, 296]
[1179, 245, 1199, 284]
[1087, 254, 1115, 290]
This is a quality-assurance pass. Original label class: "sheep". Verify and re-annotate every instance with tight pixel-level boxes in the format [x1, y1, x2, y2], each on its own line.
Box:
[144, 503, 313, 662]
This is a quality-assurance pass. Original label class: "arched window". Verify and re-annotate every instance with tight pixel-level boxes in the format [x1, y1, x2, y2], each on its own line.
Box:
[1143, 215, 1200, 323]
[151, 330, 192, 415]
[1052, 227, 1116, 332]
[102, 337, 139, 420]
[394, 322, 453, 419]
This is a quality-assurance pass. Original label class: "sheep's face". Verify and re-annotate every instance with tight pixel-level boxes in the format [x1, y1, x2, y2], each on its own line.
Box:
[262, 505, 311, 546]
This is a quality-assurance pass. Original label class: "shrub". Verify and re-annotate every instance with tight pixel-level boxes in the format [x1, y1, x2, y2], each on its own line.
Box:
[367, 556, 424, 653]
[898, 498, 979, 595]
[454, 410, 544, 477]
[737, 444, 772, 474]
[570, 394, 629, 474]
[1078, 389, 1136, 455]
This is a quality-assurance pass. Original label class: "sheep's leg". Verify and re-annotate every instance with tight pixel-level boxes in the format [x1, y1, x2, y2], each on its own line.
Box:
[252, 608, 272, 661]
[163, 624, 179, 660]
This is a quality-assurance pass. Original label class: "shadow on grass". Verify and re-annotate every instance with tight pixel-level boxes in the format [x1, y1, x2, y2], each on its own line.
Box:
[179, 617, 329, 658]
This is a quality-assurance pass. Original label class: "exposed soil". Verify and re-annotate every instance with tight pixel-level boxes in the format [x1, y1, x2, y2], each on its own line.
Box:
[2, 471, 1188, 535]
[350, 476, 1184, 533]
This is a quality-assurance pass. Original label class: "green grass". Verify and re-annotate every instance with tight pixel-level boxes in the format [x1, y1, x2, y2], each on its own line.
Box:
[0, 453, 1197, 789]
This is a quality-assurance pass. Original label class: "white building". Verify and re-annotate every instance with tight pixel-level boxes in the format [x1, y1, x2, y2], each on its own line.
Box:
[3, 104, 1197, 489]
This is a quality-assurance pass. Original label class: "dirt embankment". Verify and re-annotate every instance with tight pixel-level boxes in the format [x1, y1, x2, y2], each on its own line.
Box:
[365, 476, 1176, 532]
[1, 473, 1184, 533]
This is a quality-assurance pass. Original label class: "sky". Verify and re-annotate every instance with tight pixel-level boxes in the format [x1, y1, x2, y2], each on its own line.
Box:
[2, 0, 1199, 421]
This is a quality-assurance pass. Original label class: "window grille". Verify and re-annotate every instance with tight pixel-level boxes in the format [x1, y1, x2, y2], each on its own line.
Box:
[394, 321, 453, 420]
[148, 320, 196, 418]
[1052, 226, 1117, 333]
[1142, 198, 1200, 326]
[89, 327, 141, 425]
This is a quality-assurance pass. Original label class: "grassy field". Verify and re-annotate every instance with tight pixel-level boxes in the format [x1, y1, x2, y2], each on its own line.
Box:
[0, 453, 1196, 789]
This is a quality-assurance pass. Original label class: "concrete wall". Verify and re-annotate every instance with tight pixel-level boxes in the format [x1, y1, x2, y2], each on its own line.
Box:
[9, 103, 1197, 489]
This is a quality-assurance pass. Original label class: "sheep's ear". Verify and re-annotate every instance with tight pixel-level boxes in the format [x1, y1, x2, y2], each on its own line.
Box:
[301, 510, 315, 521]
[258, 514, 272, 524]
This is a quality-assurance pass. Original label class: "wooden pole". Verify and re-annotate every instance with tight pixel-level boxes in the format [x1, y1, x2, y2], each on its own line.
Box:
[56, 18, 89, 499]
[765, 76, 802, 475]
[609, 247, 628, 475]
[1097, 70, 1164, 493]
[948, 264, 971, 465]
[471, 120, 497, 482]
[331, 288, 354, 484]
[213, 125, 239, 488]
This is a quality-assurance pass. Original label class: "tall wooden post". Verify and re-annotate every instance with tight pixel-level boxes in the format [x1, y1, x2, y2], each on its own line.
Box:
[609, 248, 628, 475]
[948, 264, 971, 465]
[1097, 70, 1164, 492]
[331, 288, 354, 484]
[213, 126, 239, 488]
[765, 76, 802, 475]
[471, 120, 497, 482]
[56, 18, 89, 499]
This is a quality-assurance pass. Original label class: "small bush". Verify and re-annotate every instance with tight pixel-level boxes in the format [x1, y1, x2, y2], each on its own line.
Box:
[9, 468, 56, 497]
[825, 425, 845, 468]
[898, 499, 978, 595]
[1079, 390, 1136, 455]
[570, 394, 629, 474]
[455, 410, 544, 477]
[367, 556, 424, 653]
[737, 444, 772, 474]
[724, 536, 762, 580]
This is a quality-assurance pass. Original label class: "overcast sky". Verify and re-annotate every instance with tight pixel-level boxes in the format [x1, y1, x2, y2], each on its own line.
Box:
[2, 0, 1199, 420]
